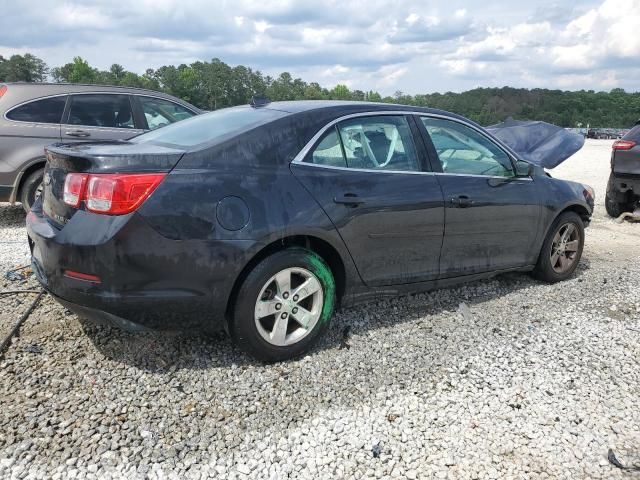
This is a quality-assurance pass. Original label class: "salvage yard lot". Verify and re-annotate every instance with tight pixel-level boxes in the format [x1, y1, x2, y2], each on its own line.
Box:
[1, 139, 639, 479]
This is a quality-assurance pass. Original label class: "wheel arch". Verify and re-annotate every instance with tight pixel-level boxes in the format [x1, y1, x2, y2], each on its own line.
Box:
[15, 158, 46, 203]
[558, 203, 591, 224]
[224, 234, 348, 323]
[536, 203, 589, 265]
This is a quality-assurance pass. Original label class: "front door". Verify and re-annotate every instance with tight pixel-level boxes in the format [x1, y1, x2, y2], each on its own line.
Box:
[61, 94, 143, 142]
[292, 114, 445, 286]
[418, 116, 542, 277]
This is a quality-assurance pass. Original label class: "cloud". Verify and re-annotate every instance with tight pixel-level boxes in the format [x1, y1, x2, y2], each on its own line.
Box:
[550, 0, 640, 72]
[0, 0, 636, 94]
[388, 9, 473, 43]
[451, 22, 553, 62]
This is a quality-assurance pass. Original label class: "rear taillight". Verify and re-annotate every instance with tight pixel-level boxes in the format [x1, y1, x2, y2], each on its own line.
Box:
[612, 140, 636, 151]
[0, 85, 7, 99]
[63, 172, 166, 215]
[63, 173, 88, 208]
[63, 270, 101, 283]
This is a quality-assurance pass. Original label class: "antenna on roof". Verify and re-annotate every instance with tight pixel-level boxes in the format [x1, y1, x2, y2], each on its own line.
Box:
[250, 95, 271, 108]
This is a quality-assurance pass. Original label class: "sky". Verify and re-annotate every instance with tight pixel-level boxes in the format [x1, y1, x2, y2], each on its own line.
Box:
[1, 0, 639, 95]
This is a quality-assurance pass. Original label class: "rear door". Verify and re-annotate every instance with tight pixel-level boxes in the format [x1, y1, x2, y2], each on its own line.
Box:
[418, 116, 541, 277]
[291, 114, 445, 286]
[61, 94, 143, 142]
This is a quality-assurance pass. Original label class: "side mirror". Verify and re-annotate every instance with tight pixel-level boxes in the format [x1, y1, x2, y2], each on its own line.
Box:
[515, 160, 533, 177]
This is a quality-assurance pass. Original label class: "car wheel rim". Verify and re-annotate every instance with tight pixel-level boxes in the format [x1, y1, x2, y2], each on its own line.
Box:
[35, 183, 44, 200]
[254, 267, 324, 347]
[550, 223, 580, 274]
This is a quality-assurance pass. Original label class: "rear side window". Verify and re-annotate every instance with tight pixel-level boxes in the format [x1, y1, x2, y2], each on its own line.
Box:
[67, 94, 135, 129]
[308, 128, 346, 167]
[6, 96, 67, 124]
[306, 115, 420, 172]
[338, 116, 420, 171]
[139, 96, 196, 130]
[623, 125, 640, 142]
[131, 106, 287, 148]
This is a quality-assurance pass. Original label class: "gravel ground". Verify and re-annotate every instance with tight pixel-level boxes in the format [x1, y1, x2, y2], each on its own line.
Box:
[1, 139, 639, 479]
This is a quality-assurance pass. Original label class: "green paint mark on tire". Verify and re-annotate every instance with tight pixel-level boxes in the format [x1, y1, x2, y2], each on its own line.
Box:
[308, 253, 335, 324]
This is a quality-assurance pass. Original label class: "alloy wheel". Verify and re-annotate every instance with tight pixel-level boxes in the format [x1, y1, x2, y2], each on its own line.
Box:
[550, 223, 580, 274]
[254, 267, 324, 346]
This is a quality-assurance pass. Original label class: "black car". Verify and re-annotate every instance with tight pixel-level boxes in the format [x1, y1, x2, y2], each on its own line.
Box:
[605, 123, 640, 217]
[27, 101, 594, 361]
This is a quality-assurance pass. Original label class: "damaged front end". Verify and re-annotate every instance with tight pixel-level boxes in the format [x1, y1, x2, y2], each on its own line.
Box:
[487, 118, 585, 169]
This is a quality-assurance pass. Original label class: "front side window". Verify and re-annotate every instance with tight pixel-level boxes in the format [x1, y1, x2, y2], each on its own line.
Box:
[306, 115, 420, 172]
[422, 117, 514, 177]
[67, 94, 135, 129]
[6, 96, 67, 124]
[139, 96, 196, 130]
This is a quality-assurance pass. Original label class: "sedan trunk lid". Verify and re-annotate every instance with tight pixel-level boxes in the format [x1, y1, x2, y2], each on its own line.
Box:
[43, 141, 185, 227]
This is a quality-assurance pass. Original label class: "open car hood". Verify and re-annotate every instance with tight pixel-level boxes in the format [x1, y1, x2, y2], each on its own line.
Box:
[487, 119, 585, 169]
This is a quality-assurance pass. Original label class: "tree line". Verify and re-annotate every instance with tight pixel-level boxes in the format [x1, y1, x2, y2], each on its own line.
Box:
[1, 53, 638, 128]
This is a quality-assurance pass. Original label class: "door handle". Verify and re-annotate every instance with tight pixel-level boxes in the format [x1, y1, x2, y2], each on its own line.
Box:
[334, 193, 364, 207]
[450, 195, 474, 208]
[65, 130, 91, 137]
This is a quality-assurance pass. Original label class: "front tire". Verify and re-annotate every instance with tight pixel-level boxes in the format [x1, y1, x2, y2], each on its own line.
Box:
[230, 248, 336, 362]
[20, 168, 44, 212]
[533, 211, 584, 283]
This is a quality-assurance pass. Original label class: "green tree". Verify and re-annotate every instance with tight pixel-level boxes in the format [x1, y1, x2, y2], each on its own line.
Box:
[330, 84, 350, 100]
[51, 57, 96, 83]
[0, 54, 48, 82]
[4, 51, 632, 126]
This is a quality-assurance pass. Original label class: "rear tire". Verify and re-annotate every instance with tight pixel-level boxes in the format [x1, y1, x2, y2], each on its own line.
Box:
[230, 248, 336, 362]
[20, 168, 44, 212]
[605, 174, 628, 218]
[533, 211, 584, 283]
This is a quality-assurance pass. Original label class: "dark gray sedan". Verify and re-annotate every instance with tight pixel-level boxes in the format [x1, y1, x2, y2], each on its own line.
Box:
[28, 100, 594, 361]
[0, 83, 201, 210]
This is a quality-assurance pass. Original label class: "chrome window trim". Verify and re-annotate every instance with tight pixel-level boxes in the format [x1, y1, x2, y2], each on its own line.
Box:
[291, 110, 532, 180]
[292, 161, 532, 181]
[4, 91, 198, 126]
[292, 161, 435, 176]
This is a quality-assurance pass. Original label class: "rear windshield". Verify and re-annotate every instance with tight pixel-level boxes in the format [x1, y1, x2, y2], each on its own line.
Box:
[130, 105, 287, 148]
[623, 125, 640, 142]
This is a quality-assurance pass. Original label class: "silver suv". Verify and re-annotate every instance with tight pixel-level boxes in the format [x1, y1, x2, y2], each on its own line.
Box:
[0, 83, 201, 210]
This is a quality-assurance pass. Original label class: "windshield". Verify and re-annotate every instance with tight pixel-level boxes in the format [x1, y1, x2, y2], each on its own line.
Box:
[130, 105, 287, 148]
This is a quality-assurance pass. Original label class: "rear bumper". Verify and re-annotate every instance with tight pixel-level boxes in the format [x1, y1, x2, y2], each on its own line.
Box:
[611, 173, 640, 197]
[47, 289, 151, 332]
[27, 200, 259, 331]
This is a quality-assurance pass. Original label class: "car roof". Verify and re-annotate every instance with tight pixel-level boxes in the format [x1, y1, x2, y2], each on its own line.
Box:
[0, 82, 201, 111]
[266, 100, 450, 115]
[263, 100, 474, 125]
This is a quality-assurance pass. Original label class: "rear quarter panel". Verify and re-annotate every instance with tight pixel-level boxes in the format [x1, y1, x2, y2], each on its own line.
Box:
[136, 113, 364, 298]
[0, 120, 59, 189]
